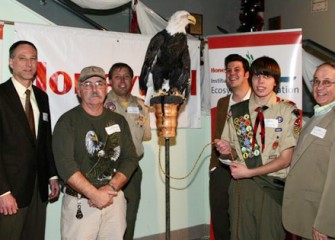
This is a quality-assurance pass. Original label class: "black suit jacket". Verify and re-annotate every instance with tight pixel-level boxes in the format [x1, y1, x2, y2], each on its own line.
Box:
[0, 79, 58, 208]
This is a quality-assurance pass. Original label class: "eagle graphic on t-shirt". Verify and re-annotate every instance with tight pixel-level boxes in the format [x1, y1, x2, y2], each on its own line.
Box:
[84, 129, 121, 188]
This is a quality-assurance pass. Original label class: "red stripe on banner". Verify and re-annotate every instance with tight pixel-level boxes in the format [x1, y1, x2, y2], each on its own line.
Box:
[36, 62, 47, 92]
[191, 70, 197, 95]
[0, 25, 3, 39]
[208, 31, 302, 49]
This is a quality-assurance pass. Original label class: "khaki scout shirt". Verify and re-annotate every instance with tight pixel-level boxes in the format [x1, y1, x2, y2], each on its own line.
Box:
[105, 90, 151, 157]
[222, 92, 299, 179]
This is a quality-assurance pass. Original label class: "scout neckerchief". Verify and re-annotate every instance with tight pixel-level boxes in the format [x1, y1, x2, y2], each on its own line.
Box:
[252, 106, 268, 153]
[230, 100, 285, 205]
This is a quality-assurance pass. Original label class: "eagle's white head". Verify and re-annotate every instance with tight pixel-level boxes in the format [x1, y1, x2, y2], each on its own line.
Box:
[85, 130, 102, 156]
[166, 10, 196, 35]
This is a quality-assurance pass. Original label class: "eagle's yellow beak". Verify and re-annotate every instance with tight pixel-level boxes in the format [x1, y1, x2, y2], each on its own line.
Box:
[188, 15, 196, 25]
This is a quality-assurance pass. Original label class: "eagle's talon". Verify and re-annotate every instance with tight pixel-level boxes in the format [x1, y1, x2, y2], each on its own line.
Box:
[153, 89, 169, 97]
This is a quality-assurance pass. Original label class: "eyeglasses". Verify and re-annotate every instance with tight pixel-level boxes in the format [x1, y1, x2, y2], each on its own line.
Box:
[310, 79, 335, 87]
[80, 81, 106, 90]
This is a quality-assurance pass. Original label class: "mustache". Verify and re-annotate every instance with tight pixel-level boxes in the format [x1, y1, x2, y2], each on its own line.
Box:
[89, 92, 103, 99]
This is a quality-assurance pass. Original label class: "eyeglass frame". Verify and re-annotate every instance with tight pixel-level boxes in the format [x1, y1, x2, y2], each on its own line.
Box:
[310, 79, 335, 88]
[80, 80, 107, 90]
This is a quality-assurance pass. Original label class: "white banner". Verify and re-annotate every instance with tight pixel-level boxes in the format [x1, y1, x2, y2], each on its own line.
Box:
[208, 29, 303, 110]
[14, 23, 201, 129]
[207, 29, 302, 139]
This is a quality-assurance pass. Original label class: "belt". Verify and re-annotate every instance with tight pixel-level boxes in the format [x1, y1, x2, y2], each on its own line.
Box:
[65, 186, 88, 199]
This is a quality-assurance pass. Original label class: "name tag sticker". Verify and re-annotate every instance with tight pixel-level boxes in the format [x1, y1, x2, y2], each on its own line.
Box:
[105, 124, 121, 135]
[43, 112, 48, 121]
[311, 126, 326, 139]
[127, 106, 140, 114]
[265, 119, 278, 128]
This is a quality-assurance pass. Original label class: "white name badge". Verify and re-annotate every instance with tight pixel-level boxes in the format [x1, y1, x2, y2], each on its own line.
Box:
[42, 112, 49, 122]
[264, 119, 278, 128]
[311, 126, 326, 139]
[127, 106, 140, 114]
[105, 124, 121, 135]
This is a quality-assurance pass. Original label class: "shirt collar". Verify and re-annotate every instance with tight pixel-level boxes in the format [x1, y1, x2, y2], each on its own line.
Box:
[314, 101, 335, 116]
[230, 88, 251, 105]
[249, 91, 277, 111]
[11, 77, 33, 97]
[107, 90, 137, 103]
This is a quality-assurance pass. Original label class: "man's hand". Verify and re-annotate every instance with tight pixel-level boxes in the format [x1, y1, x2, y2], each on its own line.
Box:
[0, 193, 18, 215]
[230, 162, 252, 179]
[214, 139, 232, 155]
[89, 186, 117, 209]
[49, 179, 60, 200]
[313, 227, 329, 240]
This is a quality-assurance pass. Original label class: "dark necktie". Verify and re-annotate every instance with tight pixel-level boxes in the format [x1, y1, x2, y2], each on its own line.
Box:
[252, 106, 268, 153]
[25, 89, 36, 137]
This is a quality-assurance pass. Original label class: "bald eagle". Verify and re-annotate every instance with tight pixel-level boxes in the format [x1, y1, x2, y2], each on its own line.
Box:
[139, 11, 196, 103]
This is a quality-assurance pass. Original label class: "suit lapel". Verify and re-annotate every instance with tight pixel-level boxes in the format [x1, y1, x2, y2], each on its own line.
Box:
[32, 86, 42, 139]
[3, 80, 37, 143]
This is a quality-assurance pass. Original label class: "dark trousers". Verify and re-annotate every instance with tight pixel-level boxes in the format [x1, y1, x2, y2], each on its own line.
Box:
[123, 167, 142, 240]
[0, 178, 47, 240]
[209, 165, 231, 240]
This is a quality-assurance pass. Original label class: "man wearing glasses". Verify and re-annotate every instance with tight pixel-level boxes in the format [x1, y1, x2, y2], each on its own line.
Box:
[283, 62, 335, 240]
[52, 66, 138, 240]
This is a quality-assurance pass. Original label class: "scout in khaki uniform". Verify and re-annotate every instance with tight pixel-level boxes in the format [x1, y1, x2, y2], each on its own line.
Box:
[215, 56, 302, 240]
[105, 63, 151, 240]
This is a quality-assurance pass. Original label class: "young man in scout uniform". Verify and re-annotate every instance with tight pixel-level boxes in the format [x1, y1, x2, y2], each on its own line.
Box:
[215, 56, 302, 240]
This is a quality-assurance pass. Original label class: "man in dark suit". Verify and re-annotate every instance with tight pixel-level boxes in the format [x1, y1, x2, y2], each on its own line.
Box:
[0, 40, 60, 240]
[209, 54, 250, 239]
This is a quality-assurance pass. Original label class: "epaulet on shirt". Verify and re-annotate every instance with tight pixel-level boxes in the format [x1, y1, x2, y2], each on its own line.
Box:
[277, 97, 296, 107]
[137, 97, 144, 104]
[136, 97, 146, 107]
[276, 97, 302, 137]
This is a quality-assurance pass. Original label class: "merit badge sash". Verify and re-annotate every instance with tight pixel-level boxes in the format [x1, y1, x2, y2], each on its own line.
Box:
[230, 100, 285, 205]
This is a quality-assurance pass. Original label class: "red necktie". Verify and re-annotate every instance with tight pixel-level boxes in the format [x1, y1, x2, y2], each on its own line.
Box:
[25, 89, 36, 137]
[252, 106, 268, 153]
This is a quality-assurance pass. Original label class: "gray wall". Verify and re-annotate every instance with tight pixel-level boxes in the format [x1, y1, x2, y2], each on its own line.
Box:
[264, 0, 335, 51]
[17, 0, 241, 35]
[16, 1, 335, 52]
[140, 0, 241, 36]
[17, 0, 131, 31]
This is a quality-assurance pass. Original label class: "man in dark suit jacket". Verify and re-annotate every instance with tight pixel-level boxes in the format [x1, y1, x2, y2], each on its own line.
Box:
[209, 54, 250, 239]
[0, 40, 60, 240]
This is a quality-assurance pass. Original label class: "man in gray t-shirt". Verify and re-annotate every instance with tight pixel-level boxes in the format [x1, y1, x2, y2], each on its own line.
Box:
[53, 66, 138, 240]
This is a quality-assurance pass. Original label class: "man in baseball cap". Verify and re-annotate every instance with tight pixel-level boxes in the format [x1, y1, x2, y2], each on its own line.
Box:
[53, 65, 138, 239]
[78, 66, 106, 82]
